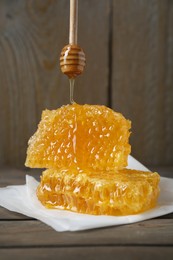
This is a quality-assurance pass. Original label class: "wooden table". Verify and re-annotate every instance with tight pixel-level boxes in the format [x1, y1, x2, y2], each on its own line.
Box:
[0, 168, 173, 260]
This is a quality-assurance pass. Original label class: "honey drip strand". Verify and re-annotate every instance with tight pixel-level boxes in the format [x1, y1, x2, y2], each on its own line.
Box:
[69, 78, 75, 104]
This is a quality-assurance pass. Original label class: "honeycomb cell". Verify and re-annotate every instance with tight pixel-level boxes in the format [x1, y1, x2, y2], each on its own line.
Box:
[37, 168, 160, 216]
[25, 103, 131, 171]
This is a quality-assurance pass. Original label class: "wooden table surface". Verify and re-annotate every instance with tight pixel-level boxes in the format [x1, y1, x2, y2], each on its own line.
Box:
[0, 168, 173, 260]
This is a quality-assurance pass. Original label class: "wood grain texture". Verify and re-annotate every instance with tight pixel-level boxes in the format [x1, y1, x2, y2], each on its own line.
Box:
[0, 207, 32, 220]
[75, 0, 109, 105]
[0, 219, 173, 246]
[164, 0, 173, 166]
[0, 167, 41, 187]
[0, 247, 173, 260]
[111, 0, 173, 166]
[0, 0, 109, 167]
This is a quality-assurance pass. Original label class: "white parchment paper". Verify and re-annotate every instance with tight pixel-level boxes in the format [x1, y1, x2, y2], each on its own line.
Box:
[0, 156, 173, 232]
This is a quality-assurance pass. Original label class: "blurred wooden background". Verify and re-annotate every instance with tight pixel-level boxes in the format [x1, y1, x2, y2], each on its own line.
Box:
[0, 0, 173, 169]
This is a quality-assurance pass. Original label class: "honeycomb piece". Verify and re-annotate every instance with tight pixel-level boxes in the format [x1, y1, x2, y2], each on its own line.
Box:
[25, 103, 131, 171]
[37, 168, 160, 216]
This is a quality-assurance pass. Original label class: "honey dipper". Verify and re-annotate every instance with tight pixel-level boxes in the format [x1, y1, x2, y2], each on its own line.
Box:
[60, 0, 86, 79]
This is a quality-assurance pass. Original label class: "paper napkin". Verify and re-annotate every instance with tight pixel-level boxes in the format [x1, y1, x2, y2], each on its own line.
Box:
[0, 156, 173, 232]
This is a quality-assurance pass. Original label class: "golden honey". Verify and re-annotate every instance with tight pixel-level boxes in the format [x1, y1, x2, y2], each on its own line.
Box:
[25, 103, 160, 216]
[37, 168, 160, 215]
[69, 78, 75, 104]
[25, 103, 131, 171]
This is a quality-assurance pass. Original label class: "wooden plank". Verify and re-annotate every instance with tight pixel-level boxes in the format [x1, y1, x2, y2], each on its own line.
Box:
[0, 0, 109, 167]
[0, 207, 32, 220]
[0, 247, 173, 260]
[111, 0, 173, 166]
[76, 0, 109, 106]
[164, 0, 173, 165]
[0, 167, 41, 187]
[0, 219, 173, 247]
[149, 166, 173, 178]
[157, 213, 173, 219]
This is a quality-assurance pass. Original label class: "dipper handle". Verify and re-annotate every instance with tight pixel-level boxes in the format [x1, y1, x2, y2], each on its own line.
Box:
[69, 0, 78, 45]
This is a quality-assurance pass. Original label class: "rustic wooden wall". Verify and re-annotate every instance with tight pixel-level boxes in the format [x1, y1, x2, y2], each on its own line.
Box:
[0, 0, 172, 168]
[112, 0, 173, 166]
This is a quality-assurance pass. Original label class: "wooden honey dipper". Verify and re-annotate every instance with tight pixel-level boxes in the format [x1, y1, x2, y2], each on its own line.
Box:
[60, 0, 86, 79]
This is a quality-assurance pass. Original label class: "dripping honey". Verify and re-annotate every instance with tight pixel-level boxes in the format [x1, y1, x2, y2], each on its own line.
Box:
[69, 78, 75, 104]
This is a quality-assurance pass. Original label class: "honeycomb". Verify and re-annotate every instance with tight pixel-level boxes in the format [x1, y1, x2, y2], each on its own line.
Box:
[25, 103, 160, 216]
[25, 103, 131, 171]
[37, 168, 160, 216]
